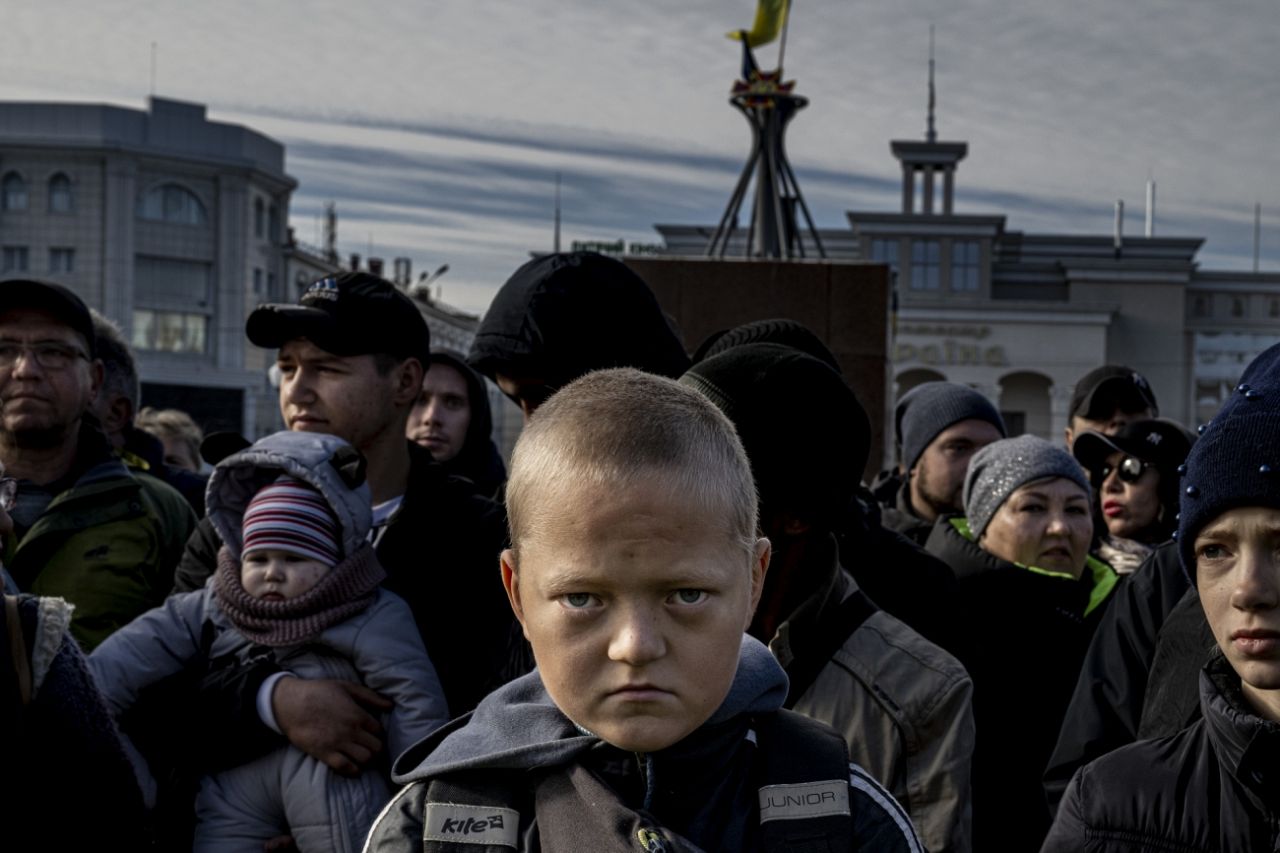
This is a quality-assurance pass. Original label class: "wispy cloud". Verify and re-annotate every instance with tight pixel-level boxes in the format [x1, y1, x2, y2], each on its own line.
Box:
[1, 0, 1276, 311]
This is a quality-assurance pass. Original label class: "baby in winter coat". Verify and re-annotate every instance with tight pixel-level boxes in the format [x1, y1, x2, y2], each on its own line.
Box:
[90, 430, 449, 853]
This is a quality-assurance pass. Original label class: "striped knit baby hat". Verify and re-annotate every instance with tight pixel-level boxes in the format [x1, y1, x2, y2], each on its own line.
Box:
[241, 476, 341, 567]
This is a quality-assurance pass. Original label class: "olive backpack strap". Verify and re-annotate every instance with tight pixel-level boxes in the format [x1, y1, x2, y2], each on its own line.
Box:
[754, 710, 854, 853]
[5, 594, 32, 705]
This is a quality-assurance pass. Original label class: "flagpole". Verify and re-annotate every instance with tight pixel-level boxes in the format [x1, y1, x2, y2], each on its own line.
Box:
[776, 1, 792, 72]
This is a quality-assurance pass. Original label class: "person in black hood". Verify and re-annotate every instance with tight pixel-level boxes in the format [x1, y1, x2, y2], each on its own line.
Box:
[408, 350, 506, 499]
[468, 252, 690, 419]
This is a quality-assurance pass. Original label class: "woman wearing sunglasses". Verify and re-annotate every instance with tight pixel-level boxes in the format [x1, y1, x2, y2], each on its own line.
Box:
[1072, 419, 1195, 573]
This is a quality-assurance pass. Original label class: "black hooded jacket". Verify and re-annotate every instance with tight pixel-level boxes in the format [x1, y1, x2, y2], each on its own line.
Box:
[1043, 542, 1210, 815]
[423, 351, 506, 499]
[1043, 653, 1280, 853]
[467, 252, 690, 387]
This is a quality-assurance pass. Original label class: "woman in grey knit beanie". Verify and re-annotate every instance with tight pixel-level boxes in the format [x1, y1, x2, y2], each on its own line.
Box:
[963, 434, 1095, 578]
[923, 433, 1117, 852]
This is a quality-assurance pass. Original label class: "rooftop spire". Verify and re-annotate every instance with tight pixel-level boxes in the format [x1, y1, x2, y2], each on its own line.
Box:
[926, 25, 937, 143]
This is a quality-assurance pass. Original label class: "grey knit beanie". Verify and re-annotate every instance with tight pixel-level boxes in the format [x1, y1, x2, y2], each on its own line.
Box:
[964, 434, 1092, 539]
[896, 382, 1005, 473]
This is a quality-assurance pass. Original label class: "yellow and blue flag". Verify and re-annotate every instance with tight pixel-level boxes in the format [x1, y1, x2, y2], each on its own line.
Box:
[727, 0, 790, 49]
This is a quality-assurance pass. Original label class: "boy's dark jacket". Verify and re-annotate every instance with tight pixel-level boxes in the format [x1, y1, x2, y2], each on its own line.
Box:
[1043, 652, 1280, 853]
[365, 637, 923, 852]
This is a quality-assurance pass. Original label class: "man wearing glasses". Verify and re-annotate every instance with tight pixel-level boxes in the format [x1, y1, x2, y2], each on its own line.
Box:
[0, 280, 194, 649]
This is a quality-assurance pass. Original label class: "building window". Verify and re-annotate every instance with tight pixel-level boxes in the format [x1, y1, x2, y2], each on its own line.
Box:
[48, 248, 75, 273]
[253, 268, 263, 294]
[254, 198, 265, 238]
[48, 173, 73, 213]
[1, 172, 27, 211]
[2, 246, 29, 272]
[137, 184, 208, 226]
[132, 256, 213, 353]
[910, 240, 941, 290]
[870, 238, 900, 273]
[951, 240, 981, 291]
[1193, 295, 1209, 317]
[131, 310, 209, 354]
[267, 272, 277, 300]
[1270, 298, 1280, 318]
[268, 205, 280, 243]
[1232, 297, 1245, 318]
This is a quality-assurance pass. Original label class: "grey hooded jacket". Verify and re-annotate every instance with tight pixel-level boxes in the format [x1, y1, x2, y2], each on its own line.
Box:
[364, 637, 924, 852]
[90, 431, 449, 853]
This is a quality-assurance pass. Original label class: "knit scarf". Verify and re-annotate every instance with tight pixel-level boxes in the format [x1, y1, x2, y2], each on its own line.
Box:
[213, 544, 387, 647]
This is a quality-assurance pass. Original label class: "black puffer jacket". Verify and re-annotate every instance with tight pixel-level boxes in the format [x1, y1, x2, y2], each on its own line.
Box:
[1043, 653, 1280, 853]
[1043, 541, 1193, 813]
[840, 488, 968, 660]
[924, 517, 1118, 853]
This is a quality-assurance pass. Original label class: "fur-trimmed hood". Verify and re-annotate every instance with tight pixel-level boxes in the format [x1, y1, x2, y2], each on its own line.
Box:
[204, 430, 371, 559]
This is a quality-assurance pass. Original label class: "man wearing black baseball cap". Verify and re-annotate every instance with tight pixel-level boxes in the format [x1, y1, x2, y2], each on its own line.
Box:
[0, 279, 195, 648]
[1064, 364, 1159, 449]
[172, 271, 513, 780]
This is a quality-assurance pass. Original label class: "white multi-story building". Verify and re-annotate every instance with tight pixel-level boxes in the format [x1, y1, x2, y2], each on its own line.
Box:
[657, 125, 1280, 444]
[0, 96, 295, 438]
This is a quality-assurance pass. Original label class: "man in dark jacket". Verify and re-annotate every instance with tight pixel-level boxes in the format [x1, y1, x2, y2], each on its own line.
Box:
[173, 272, 511, 777]
[467, 251, 690, 419]
[0, 279, 195, 649]
[1043, 343, 1280, 853]
[408, 350, 506, 499]
[682, 343, 975, 853]
[872, 382, 1005, 545]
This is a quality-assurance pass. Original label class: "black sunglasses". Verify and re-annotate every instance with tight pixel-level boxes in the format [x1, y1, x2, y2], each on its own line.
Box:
[1099, 455, 1149, 484]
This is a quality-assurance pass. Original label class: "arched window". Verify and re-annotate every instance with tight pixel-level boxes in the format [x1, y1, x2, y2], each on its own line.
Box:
[1, 172, 28, 211]
[48, 173, 73, 213]
[137, 183, 208, 225]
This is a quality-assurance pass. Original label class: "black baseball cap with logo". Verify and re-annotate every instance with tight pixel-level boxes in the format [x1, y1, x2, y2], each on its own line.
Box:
[1071, 418, 1194, 477]
[1069, 365, 1159, 421]
[0, 278, 97, 358]
[246, 271, 430, 366]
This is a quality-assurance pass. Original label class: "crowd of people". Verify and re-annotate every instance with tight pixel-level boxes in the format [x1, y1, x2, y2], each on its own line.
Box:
[2, 252, 1277, 852]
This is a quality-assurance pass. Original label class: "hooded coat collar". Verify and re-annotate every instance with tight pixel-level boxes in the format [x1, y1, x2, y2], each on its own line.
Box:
[393, 634, 788, 783]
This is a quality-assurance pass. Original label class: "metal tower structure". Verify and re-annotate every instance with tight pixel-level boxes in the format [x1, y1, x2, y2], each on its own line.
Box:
[706, 37, 825, 259]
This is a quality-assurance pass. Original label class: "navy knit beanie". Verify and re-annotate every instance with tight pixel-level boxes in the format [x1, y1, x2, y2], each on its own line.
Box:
[896, 382, 1006, 474]
[1178, 343, 1280, 581]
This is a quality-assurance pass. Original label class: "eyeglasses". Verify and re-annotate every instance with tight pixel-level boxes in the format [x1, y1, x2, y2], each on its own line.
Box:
[0, 476, 15, 512]
[0, 342, 89, 370]
[1100, 455, 1149, 484]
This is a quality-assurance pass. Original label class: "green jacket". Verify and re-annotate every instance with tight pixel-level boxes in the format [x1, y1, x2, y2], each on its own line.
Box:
[5, 452, 196, 651]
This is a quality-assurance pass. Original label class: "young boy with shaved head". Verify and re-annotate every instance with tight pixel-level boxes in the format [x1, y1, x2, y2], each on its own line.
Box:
[365, 369, 921, 852]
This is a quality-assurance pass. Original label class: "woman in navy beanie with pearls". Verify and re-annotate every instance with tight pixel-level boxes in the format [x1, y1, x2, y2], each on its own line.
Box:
[1044, 342, 1280, 852]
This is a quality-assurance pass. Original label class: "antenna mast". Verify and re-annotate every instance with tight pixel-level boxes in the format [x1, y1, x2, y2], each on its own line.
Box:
[926, 25, 937, 143]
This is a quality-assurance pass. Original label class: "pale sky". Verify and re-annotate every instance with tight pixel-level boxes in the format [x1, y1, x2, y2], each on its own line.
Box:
[3, 0, 1277, 313]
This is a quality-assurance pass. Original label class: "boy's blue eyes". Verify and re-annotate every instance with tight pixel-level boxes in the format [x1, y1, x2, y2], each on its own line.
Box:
[558, 590, 708, 608]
